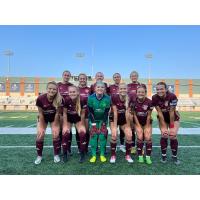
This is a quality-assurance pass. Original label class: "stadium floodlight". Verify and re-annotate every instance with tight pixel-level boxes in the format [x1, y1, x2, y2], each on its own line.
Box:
[145, 53, 153, 81]
[75, 52, 85, 72]
[3, 49, 14, 80]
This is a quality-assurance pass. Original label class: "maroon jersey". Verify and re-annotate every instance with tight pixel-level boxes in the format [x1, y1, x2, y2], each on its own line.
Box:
[111, 94, 127, 125]
[57, 82, 73, 97]
[127, 82, 140, 99]
[90, 82, 109, 94]
[79, 86, 91, 118]
[152, 91, 180, 123]
[108, 84, 119, 96]
[129, 97, 153, 126]
[63, 96, 85, 123]
[36, 93, 57, 123]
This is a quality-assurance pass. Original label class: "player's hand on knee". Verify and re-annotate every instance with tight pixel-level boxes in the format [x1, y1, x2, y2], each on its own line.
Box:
[161, 128, 168, 136]
[90, 123, 98, 136]
[100, 122, 107, 134]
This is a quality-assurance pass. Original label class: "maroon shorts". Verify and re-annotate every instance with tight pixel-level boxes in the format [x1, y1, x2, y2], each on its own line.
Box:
[109, 112, 127, 126]
[67, 113, 81, 124]
[38, 114, 56, 124]
[157, 111, 180, 124]
[138, 118, 153, 127]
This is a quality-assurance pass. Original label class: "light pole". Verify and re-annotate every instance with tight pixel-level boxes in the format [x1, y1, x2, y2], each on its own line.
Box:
[3, 50, 14, 80]
[145, 53, 153, 81]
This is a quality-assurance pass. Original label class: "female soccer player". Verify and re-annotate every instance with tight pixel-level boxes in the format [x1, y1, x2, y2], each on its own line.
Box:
[110, 83, 133, 163]
[88, 81, 111, 163]
[108, 73, 126, 153]
[129, 84, 153, 164]
[90, 72, 109, 94]
[58, 70, 73, 155]
[152, 82, 180, 165]
[77, 73, 91, 153]
[34, 81, 63, 165]
[62, 85, 87, 163]
[127, 71, 141, 154]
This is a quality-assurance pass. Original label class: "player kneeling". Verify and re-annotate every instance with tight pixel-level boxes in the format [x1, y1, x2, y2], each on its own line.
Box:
[129, 85, 153, 165]
[34, 81, 63, 165]
[88, 81, 111, 163]
[62, 86, 87, 163]
[110, 83, 133, 163]
[152, 82, 180, 165]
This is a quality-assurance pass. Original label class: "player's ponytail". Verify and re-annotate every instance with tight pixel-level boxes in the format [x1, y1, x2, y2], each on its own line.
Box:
[47, 81, 62, 109]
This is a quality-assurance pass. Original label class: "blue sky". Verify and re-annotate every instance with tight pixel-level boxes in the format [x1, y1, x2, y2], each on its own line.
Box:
[0, 25, 200, 79]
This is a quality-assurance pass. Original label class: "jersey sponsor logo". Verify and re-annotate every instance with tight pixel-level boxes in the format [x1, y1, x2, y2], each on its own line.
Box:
[142, 105, 148, 110]
[137, 112, 147, 116]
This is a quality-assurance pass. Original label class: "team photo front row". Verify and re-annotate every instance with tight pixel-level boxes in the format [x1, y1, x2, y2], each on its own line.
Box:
[34, 71, 180, 166]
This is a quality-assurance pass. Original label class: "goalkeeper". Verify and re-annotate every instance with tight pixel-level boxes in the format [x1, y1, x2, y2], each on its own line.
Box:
[88, 81, 111, 163]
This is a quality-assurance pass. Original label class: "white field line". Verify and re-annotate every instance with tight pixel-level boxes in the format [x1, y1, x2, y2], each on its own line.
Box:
[4, 125, 14, 128]
[0, 145, 200, 148]
[26, 123, 37, 128]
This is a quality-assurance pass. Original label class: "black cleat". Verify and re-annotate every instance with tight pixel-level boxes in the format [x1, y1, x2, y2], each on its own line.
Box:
[63, 153, 68, 163]
[172, 157, 180, 165]
[160, 156, 167, 164]
[79, 152, 85, 163]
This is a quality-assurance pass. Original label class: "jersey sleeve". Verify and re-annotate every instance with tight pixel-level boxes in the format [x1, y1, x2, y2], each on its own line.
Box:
[36, 97, 42, 108]
[169, 93, 178, 107]
[148, 99, 154, 111]
[151, 95, 158, 107]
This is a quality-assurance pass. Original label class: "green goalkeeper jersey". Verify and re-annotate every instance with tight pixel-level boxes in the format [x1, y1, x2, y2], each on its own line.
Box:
[87, 93, 111, 127]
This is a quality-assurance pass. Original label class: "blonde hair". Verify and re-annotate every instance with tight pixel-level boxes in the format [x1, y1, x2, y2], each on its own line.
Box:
[68, 85, 81, 116]
[119, 83, 129, 110]
[46, 81, 62, 109]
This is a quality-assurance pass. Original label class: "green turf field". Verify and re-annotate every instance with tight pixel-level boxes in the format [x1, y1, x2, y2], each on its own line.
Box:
[0, 111, 199, 175]
[0, 111, 200, 128]
[0, 134, 200, 175]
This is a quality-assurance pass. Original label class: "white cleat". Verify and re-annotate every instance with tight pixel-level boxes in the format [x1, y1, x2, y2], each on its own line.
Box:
[125, 155, 134, 163]
[54, 155, 61, 163]
[119, 145, 126, 153]
[110, 155, 116, 163]
[34, 156, 42, 165]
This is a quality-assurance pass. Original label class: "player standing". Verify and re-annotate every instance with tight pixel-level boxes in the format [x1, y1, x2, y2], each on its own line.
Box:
[110, 83, 133, 163]
[127, 71, 141, 154]
[108, 73, 126, 153]
[152, 82, 180, 165]
[57, 70, 73, 155]
[77, 73, 91, 153]
[34, 81, 63, 165]
[129, 84, 153, 164]
[62, 85, 87, 163]
[88, 81, 111, 163]
[90, 72, 109, 94]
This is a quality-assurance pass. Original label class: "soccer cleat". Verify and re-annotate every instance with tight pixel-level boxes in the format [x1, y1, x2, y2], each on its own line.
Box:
[34, 156, 42, 165]
[131, 147, 136, 154]
[79, 152, 85, 163]
[63, 153, 68, 163]
[100, 155, 107, 162]
[125, 155, 134, 163]
[160, 156, 167, 164]
[145, 156, 152, 165]
[119, 145, 126, 153]
[54, 155, 61, 163]
[138, 155, 144, 163]
[90, 156, 96, 163]
[172, 157, 180, 165]
[110, 155, 116, 163]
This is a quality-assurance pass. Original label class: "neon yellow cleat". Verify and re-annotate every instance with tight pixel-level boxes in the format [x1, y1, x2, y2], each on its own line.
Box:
[89, 156, 96, 163]
[100, 155, 107, 162]
[138, 155, 144, 163]
[146, 156, 152, 165]
[131, 147, 136, 154]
